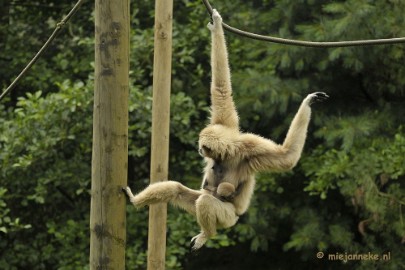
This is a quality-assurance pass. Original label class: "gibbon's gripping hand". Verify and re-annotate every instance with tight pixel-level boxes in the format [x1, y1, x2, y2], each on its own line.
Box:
[305, 92, 329, 106]
[207, 9, 222, 31]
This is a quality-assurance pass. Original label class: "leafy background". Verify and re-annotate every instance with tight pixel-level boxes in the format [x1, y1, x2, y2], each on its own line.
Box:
[0, 0, 404, 269]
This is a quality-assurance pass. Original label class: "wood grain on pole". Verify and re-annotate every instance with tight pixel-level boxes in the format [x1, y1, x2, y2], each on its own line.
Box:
[147, 0, 173, 269]
[90, 0, 130, 269]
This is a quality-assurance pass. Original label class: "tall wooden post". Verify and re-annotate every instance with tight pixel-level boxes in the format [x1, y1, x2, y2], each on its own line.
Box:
[147, 0, 173, 269]
[90, 0, 130, 269]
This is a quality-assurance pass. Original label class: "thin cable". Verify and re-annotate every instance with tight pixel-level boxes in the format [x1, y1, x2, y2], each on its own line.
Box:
[0, 0, 86, 102]
[202, 0, 405, 47]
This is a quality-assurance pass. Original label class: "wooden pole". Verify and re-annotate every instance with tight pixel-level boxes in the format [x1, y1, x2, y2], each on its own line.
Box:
[147, 0, 173, 269]
[90, 0, 130, 269]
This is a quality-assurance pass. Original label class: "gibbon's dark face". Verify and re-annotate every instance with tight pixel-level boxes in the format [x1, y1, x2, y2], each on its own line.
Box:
[198, 147, 204, 157]
[199, 145, 212, 158]
[199, 144, 229, 161]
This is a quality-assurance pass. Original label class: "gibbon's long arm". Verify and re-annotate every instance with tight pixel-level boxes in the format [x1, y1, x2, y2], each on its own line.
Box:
[208, 12, 239, 130]
[244, 92, 328, 172]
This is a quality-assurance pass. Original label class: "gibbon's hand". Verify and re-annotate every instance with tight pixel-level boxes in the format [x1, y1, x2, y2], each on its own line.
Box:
[305, 92, 329, 106]
[207, 9, 222, 31]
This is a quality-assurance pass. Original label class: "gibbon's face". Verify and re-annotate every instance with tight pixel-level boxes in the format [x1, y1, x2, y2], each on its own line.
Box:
[198, 145, 210, 157]
[198, 145, 220, 161]
[198, 125, 239, 161]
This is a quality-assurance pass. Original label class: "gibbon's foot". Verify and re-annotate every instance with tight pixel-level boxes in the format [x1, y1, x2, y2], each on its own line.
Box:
[305, 92, 329, 105]
[191, 232, 208, 250]
[122, 186, 137, 204]
[207, 9, 222, 31]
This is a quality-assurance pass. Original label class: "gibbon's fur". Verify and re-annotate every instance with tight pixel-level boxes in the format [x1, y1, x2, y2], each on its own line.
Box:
[124, 9, 328, 250]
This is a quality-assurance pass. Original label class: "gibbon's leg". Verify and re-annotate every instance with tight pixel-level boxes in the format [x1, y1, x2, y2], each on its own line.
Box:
[191, 194, 238, 250]
[244, 92, 329, 172]
[207, 9, 239, 130]
[123, 181, 201, 215]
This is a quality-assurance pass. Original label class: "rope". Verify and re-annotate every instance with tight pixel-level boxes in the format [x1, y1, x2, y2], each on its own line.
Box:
[2, 0, 405, 102]
[201, 0, 405, 48]
[0, 0, 86, 102]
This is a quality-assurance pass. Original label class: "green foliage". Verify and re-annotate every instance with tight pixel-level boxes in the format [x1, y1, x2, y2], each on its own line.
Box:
[0, 80, 93, 268]
[1, 0, 405, 269]
[0, 188, 31, 234]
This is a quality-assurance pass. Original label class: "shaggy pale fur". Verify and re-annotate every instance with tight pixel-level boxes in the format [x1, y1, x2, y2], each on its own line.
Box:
[124, 9, 328, 250]
[216, 182, 235, 198]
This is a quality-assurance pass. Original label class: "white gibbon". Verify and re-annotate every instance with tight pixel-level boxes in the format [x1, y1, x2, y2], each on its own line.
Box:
[124, 9, 328, 250]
